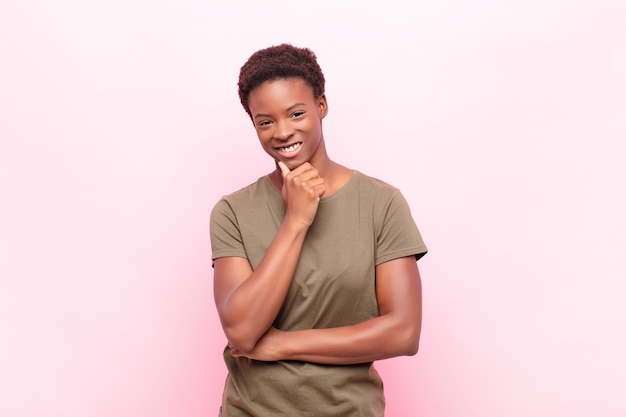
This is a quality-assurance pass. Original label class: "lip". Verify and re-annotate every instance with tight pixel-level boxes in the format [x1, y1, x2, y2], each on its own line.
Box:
[275, 142, 303, 159]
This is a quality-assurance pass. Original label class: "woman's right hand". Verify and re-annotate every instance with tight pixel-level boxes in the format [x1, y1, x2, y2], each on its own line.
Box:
[278, 161, 325, 227]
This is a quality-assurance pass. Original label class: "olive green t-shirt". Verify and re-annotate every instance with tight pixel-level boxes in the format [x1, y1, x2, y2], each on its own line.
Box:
[210, 171, 427, 417]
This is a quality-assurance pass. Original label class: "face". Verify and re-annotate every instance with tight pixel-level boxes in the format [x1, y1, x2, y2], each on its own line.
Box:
[247, 78, 328, 171]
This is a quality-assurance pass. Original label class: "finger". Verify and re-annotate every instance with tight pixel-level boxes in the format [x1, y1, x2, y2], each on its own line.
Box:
[299, 172, 320, 183]
[307, 177, 325, 188]
[311, 182, 326, 198]
[277, 161, 290, 178]
[301, 182, 323, 199]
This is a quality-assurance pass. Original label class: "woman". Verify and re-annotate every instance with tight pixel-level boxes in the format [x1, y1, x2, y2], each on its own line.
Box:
[210, 43, 428, 416]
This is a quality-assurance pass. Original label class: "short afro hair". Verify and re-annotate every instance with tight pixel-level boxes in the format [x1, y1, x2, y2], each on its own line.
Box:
[238, 43, 326, 117]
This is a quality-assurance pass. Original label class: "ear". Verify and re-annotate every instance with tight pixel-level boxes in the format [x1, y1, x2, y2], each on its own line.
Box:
[318, 94, 329, 119]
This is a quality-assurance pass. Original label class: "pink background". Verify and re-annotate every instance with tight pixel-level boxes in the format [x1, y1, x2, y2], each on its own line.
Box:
[1, 1, 625, 416]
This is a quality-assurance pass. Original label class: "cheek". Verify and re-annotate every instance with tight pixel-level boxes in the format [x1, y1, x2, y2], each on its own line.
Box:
[255, 130, 269, 143]
[305, 121, 321, 137]
[257, 133, 274, 151]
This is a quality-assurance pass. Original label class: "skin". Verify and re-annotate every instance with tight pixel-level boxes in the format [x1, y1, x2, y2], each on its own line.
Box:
[213, 77, 423, 364]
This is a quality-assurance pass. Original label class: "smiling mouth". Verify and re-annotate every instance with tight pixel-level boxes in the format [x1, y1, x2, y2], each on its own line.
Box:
[277, 142, 302, 153]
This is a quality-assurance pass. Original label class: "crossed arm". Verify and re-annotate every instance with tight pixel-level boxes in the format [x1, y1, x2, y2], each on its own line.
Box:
[214, 254, 422, 365]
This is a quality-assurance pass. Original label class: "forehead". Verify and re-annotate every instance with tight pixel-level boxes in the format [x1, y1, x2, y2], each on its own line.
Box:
[248, 78, 316, 111]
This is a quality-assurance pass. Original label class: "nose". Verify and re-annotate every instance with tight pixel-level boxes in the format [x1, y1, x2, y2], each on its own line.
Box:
[273, 119, 294, 141]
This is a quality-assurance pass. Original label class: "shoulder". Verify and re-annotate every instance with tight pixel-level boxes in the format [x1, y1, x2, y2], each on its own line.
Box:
[353, 171, 404, 202]
[210, 175, 284, 231]
[355, 171, 396, 189]
[212, 176, 273, 209]
[349, 172, 418, 226]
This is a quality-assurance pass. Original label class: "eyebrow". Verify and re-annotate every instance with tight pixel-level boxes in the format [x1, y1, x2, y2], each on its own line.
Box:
[253, 103, 306, 120]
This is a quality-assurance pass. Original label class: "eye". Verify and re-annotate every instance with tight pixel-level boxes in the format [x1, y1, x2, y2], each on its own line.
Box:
[257, 120, 272, 127]
[291, 110, 305, 119]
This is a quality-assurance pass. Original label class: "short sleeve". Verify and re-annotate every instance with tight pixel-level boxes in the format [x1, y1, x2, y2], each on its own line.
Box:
[210, 198, 248, 263]
[375, 189, 428, 265]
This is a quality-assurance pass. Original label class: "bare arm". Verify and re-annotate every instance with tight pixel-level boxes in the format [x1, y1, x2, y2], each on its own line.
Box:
[230, 256, 423, 364]
[214, 162, 325, 353]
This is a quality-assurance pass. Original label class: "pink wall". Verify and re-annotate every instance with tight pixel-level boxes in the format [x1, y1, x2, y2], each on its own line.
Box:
[1, 1, 625, 416]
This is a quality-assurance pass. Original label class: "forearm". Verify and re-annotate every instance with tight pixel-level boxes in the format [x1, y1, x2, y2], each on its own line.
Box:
[277, 258, 423, 364]
[277, 313, 421, 365]
[218, 219, 308, 351]
[227, 257, 424, 364]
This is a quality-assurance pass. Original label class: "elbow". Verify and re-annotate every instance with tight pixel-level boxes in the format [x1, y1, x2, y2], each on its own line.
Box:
[223, 326, 259, 354]
[219, 305, 273, 353]
[404, 338, 419, 356]
[230, 339, 256, 354]
[396, 323, 420, 357]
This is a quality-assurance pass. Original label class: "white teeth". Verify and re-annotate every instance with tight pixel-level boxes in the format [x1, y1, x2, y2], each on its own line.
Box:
[280, 143, 301, 153]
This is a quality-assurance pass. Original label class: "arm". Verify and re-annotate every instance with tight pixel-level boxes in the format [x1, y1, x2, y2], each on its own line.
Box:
[230, 255, 423, 364]
[213, 162, 325, 353]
